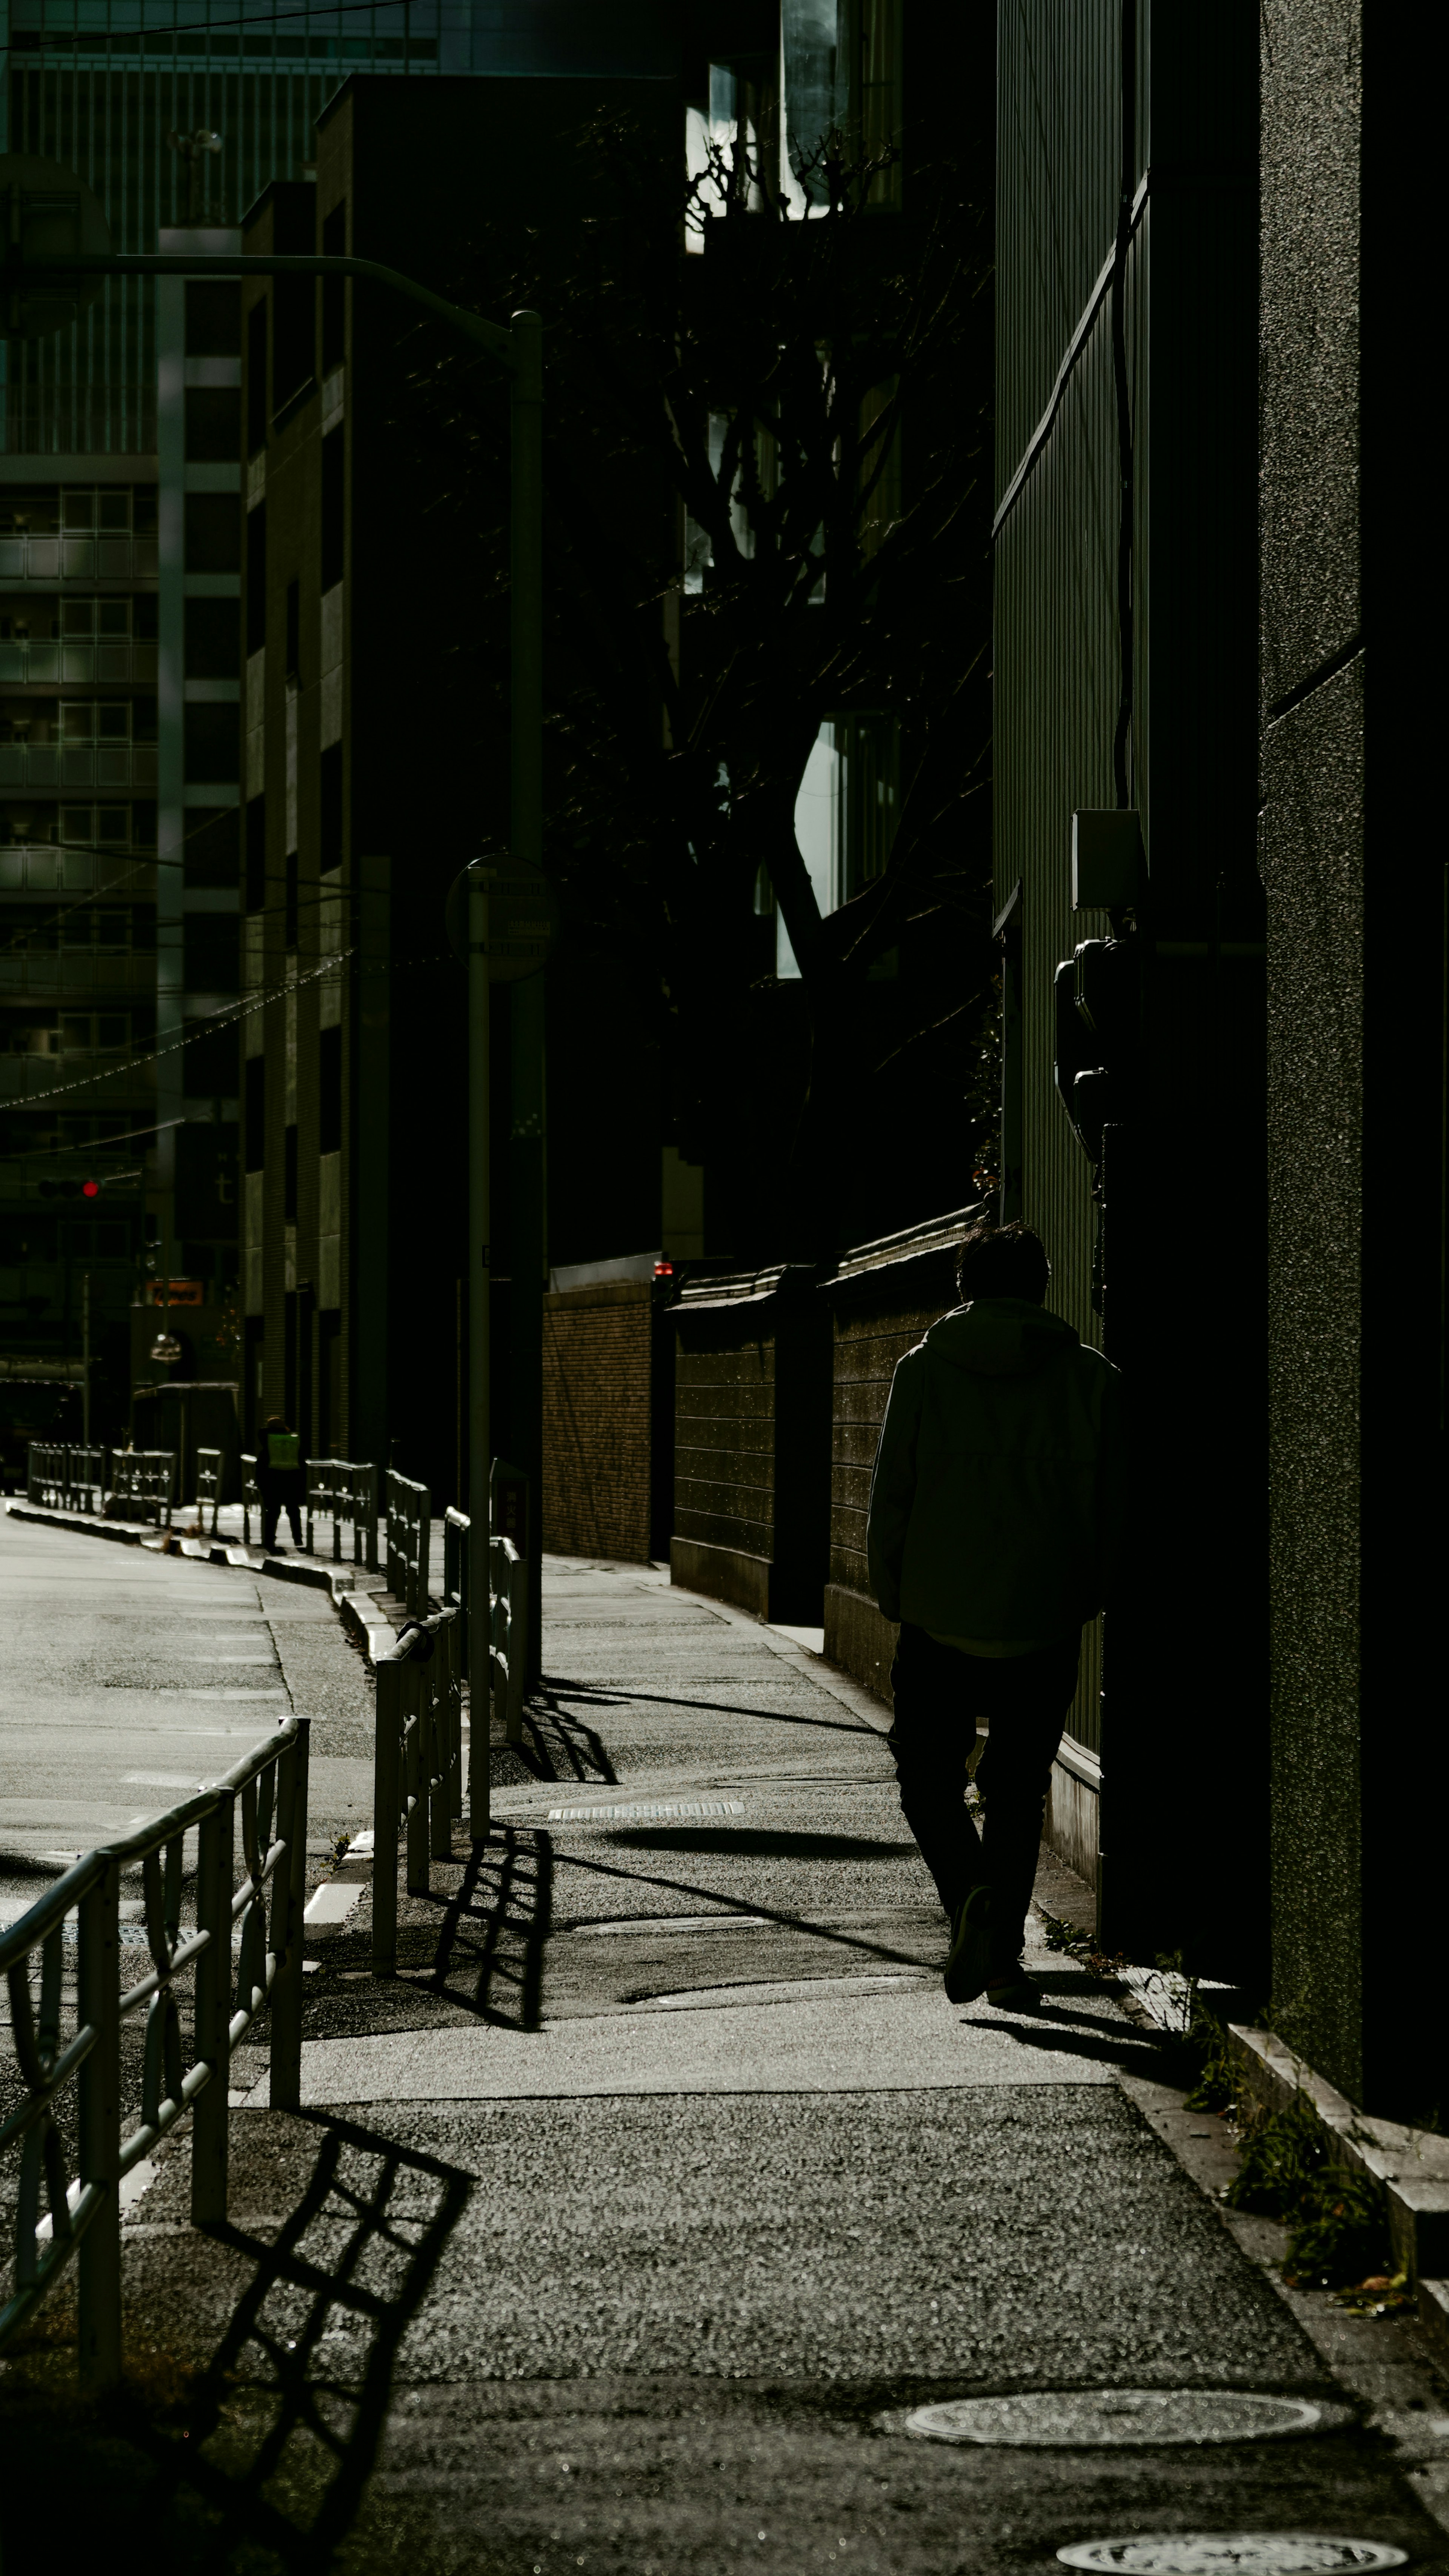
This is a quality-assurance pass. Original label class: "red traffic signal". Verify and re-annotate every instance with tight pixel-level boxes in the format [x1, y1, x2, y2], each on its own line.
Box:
[82, 1178, 99, 1198]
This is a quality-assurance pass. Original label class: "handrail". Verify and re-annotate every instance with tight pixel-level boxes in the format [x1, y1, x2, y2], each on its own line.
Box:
[305, 1457, 379, 1571]
[0, 1715, 310, 2388]
[371, 1610, 462, 1975]
[26, 1440, 108, 1514]
[385, 1466, 431, 1617]
[489, 1531, 528, 1753]
[110, 1449, 174, 1528]
[195, 1445, 223, 1537]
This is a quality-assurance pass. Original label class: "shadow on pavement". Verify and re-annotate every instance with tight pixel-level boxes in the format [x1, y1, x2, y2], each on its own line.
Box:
[514, 1687, 619, 1785]
[0, 2115, 471, 2574]
[422, 1826, 554, 2030]
[609, 1827, 902, 1860]
[546, 1679, 881, 1738]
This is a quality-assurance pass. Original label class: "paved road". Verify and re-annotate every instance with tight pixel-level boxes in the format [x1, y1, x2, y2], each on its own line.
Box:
[3, 1542, 1448, 2574]
[0, 1506, 375, 1919]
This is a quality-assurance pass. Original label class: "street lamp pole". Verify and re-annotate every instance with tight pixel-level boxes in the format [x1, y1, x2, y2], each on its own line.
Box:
[508, 309, 546, 1684]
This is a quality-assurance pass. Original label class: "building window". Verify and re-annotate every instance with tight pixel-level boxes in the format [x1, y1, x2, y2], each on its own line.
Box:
[319, 742, 342, 874]
[185, 493, 241, 574]
[244, 1053, 265, 1171]
[319, 1022, 342, 1153]
[246, 298, 268, 455]
[246, 504, 266, 656]
[183, 702, 240, 785]
[186, 281, 241, 357]
[245, 795, 266, 912]
[185, 386, 240, 463]
[185, 596, 240, 680]
[321, 200, 346, 372]
[321, 424, 344, 591]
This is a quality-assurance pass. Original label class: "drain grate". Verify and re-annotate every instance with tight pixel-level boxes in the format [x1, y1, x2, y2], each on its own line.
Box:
[545, 1799, 745, 1825]
[1056, 2539, 1407, 2573]
[900, 2390, 1349, 2449]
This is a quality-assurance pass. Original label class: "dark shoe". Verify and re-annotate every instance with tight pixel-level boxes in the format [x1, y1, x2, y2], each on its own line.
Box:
[984, 1968, 1049, 2013]
[944, 1884, 993, 2004]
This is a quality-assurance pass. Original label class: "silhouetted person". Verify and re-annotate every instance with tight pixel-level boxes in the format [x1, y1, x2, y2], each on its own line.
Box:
[257, 1413, 304, 1552]
[867, 1220, 1123, 2009]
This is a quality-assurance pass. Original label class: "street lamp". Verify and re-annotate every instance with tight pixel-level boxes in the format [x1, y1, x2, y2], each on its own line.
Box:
[2, 165, 548, 1773]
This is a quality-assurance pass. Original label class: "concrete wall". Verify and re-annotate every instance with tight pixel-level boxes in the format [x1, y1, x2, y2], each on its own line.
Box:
[1260, 2, 1443, 2120]
[540, 1278, 655, 1563]
[670, 1267, 830, 1625]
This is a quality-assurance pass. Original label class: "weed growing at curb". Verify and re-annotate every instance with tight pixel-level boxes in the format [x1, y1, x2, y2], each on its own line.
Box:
[1224, 2087, 1396, 2291]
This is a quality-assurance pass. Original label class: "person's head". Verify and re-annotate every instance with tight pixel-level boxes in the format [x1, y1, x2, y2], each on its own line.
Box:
[955, 1220, 1050, 1307]
[264, 1413, 291, 1433]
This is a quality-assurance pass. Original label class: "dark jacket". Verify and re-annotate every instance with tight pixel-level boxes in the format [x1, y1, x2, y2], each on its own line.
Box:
[866, 1298, 1124, 1644]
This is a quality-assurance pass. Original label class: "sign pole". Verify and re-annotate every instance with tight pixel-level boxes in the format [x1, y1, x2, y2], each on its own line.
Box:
[468, 872, 490, 1842]
[509, 310, 546, 1685]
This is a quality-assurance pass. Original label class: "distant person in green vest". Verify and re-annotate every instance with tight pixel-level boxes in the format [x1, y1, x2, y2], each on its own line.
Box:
[257, 1413, 305, 1552]
[866, 1220, 1123, 2012]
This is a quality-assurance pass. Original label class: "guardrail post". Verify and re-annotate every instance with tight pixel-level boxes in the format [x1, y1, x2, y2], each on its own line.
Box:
[508, 1549, 527, 1744]
[365, 1461, 378, 1571]
[76, 1858, 121, 2392]
[191, 1790, 233, 2223]
[372, 1651, 400, 1975]
[429, 1625, 451, 1861]
[269, 1718, 311, 2112]
[405, 1653, 429, 1895]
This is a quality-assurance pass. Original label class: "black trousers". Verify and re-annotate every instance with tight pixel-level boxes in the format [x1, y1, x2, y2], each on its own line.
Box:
[258, 1469, 304, 1550]
[887, 1622, 1081, 1973]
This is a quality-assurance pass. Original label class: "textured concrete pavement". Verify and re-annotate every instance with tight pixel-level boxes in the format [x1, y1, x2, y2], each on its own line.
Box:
[3, 1542, 1449, 2572]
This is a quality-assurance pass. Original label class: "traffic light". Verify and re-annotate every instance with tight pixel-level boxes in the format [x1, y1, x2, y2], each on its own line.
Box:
[38, 1176, 102, 1199]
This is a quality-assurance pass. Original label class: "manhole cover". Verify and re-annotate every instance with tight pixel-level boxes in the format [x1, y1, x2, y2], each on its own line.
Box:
[1056, 2540, 1407, 2573]
[900, 2390, 1349, 2447]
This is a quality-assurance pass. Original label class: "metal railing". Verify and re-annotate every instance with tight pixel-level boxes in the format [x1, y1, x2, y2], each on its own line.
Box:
[26, 1440, 107, 1513]
[490, 1531, 527, 1749]
[305, 1458, 379, 1571]
[371, 1609, 462, 1974]
[240, 1452, 261, 1546]
[385, 1466, 431, 1617]
[442, 1504, 469, 1672]
[110, 1448, 175, 1528]
[195, 1445, 223, 1537]
[0, 1717, 310, 2389]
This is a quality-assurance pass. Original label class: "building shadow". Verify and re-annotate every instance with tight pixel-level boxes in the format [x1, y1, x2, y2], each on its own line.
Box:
[419, 1826, 554, 2031]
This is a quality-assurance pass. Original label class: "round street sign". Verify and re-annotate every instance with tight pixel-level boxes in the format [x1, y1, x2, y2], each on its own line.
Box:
[445, 854, 557, 982]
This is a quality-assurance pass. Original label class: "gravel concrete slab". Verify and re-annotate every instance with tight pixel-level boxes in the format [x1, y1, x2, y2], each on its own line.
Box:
[245, 1978, 1122, 2106]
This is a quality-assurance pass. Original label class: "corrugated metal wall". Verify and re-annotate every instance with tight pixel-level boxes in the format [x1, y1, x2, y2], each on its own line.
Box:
[992, 0, 1148, 1758]
[993, 0, 1265, 1937]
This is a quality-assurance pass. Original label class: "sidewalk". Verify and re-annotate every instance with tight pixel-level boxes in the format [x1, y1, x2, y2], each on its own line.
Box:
[4, 1553, 1449, 2573]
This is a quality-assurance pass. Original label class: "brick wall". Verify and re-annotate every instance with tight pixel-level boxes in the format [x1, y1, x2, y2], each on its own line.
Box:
[541, 1278, 654, 1561]
[671, 1268, 830, 1622]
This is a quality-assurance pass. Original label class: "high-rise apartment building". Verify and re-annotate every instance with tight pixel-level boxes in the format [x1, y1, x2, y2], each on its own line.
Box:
[0, 0, 659, 1472]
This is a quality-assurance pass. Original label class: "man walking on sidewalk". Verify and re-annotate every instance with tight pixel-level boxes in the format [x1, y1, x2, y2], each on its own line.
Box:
[867, 1220, 1123, 2009]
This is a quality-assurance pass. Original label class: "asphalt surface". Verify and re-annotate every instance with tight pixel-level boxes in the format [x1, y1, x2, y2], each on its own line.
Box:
[2, 1527, 1448, 2574]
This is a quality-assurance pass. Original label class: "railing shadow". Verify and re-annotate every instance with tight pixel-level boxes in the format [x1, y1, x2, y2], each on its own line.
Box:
[1, 2115, 471, 2570]
[511, 1684, 618, 1787]
[418, 1827, 554, 2032]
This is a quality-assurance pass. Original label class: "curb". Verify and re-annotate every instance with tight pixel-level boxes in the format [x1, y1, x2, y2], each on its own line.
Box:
[1227, 2021, 1449, 2371]
[5, 1499, 394, 1636]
